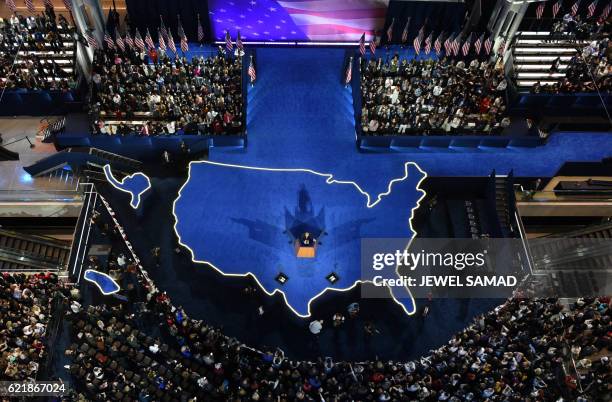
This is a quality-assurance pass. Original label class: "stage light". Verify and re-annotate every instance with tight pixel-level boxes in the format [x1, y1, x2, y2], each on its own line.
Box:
[326, 273, 339, 284]
[275, 272, 288, 285]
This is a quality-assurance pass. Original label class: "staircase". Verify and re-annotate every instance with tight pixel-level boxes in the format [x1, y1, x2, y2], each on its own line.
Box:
[0, 229, 71, 272]
[512, 31, 587, 91]
[494, 177, 513, 237]
[528, 222, 612, 297]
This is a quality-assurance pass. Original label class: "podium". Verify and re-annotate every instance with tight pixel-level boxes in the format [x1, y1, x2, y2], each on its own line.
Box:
[294, 233, 317, 258]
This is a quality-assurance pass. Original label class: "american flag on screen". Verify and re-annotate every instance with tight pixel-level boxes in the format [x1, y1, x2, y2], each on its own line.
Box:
[209, 0, 389, 42]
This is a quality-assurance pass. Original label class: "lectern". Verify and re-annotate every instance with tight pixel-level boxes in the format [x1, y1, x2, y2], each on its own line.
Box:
[294, 232, 317, 258]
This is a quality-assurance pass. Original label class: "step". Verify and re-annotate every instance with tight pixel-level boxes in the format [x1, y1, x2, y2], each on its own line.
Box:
[513, 47, 579, 54]
[514, 64, 569, 71]
[514, 55, 574, 62]
[517, 72, 566, 78]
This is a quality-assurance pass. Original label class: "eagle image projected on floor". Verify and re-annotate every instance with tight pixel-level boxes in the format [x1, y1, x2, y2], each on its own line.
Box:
[172, 160, 426, 317]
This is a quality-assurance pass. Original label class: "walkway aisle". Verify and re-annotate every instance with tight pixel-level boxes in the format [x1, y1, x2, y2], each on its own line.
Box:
[212, 47, 610, 185]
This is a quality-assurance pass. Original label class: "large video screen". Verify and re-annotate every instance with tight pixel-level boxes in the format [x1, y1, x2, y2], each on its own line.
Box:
[208, 0, 389, 42]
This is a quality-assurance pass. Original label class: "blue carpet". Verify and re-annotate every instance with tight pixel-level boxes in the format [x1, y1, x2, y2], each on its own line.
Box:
[174, 161, 424, 316]
[212, 48, 611, 188]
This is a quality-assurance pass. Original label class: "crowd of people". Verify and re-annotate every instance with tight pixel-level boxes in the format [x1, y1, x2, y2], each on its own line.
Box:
[91, 45, 244, 136]
[0, 6, 77, 91]
[65, 262, 611, 401]
[0, 272, 67, 380]
[360, 55, 511, 136]
[531, 37, 611, 94]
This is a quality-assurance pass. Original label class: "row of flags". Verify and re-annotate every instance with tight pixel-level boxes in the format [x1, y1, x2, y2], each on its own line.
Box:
[357, 30, 502, 58]
[5, 0, 73, 13]
[535, 0, 611, 19]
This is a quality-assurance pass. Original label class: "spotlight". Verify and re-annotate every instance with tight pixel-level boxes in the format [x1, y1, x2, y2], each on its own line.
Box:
[275, 272, 288, 285]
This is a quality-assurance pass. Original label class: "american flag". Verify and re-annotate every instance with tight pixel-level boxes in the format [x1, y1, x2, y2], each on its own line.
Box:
[158, 29, 166, 52]
[86, 31, 99, 49]
[484, 35, 493, 55]
[225, 30, 233, 51]
[276, 0, 388, 41]
[434, 31, 444, 55]
[369, 35, 376, 55]
[24, 0, 35, 13]
[587, 0, 599, 17]
[424, 32, 433, 55]
[167, 30, 176, 54]
[197, 14, 204, 42]
[413, 24, 425, 55]
[452, 33, 460, 56]
[144, 29, 155, 50]
[497, 37, 506, 57]
[104, 31, 115, 50]
[358, 32, 365, 56]
[474, 33, 484, 55]
[115, 28, 125, 52]
[180, 33, 188, 53]
[62, 0, 72, 12]
[571, 0, 582, 16]
[124, 31, 134, 50]
[401, 18, 410, 43]
[160, 16, 169, 43]
[237, 30, 243, 50]
[461, 33, 471, 57]
[5, 0, 16, 13]
[444, 32, 453, 55]
[345, 57, 352, 85]
[552, 0, 563, 18]
[134, 29, 145, 52]
[248, 56, 256, 83]
[386, 18, 394, 43]
[602, 1, 611, 18]
[536, 2, 545, 19]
